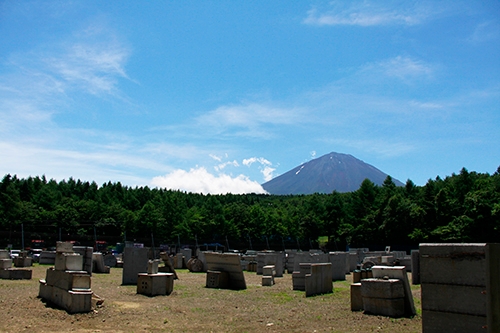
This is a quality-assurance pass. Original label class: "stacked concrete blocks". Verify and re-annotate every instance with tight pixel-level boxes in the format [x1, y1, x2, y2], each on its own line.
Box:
[420, 243, 500, 333]
[92, 253, 111, 273]
[0, 249, 32, 280]
[38, 241, 92, 313]
[262, 265, 276, 286]
[292, 263, 311, 291]
[350, 265, 415, 318]
[137, 260, 174, 297]
[256, 251, 284, 277]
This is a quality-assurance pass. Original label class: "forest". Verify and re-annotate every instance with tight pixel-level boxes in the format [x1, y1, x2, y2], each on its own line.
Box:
[1, 166, 499, 251]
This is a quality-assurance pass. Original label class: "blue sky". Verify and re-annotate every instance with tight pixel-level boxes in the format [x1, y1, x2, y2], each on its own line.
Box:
[1, 1, 499, 194]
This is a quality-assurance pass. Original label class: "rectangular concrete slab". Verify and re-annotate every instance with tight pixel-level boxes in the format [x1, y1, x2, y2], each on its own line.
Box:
[422, 310, 486, 333]
[421, 283, 486, 316]
[204, 253, 246, 290]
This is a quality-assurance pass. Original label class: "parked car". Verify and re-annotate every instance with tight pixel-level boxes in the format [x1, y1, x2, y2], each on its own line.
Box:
[10, 249, 21, 259]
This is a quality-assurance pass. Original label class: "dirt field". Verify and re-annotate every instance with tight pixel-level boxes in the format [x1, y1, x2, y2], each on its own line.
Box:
[0, 264, 422, 332]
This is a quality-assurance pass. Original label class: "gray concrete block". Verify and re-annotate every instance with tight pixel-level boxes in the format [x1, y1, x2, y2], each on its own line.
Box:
[45, 268, 91, 290]
[363, 297, 405, 318]
[421, 283, 486, 316]
[420, 243, 487, 286]
[206, 270, 229, 289]
[305, 263, 332, 297]
[350, 283, 363, 311]
[411, 250, 420, 285]
[361, 278, 404, 299]
[0, 250, 9, 259]
[422, 310, 486, 333]
[56, 241, 74, 253]
[122, 247, 149, 285]
[55, 253, 83, 271]
[0, 258, 12, 269]
[262, 275, 274, 286]
[204, 252, 246, 290]
[137, 273, 174, 296]
[329, 252, 347, 281]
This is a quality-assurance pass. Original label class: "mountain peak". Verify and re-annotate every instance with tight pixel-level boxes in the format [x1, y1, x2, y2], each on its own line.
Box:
[262, 152, 403, 194]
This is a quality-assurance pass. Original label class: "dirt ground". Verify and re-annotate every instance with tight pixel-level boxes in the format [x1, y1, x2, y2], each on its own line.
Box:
[0, 264, 422, 333]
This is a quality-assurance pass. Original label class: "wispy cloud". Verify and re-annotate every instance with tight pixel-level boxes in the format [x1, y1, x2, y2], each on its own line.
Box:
[243, 157, 275, 181]
[467, 21, 500, 43]
[360, 56, 435, 81]
[303, 1, 433, 27]
[151, 167, 267, 194]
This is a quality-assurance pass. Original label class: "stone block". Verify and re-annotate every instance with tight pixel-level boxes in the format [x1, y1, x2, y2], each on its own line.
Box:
[14, 257, 32, 267]
[148, 259, 160, 274]
[122, 247, 149, 285]
[363, 297, 405, 318]
[73, 246, 93, 275]
[39, 280, 92, 313]
[0, 268, 32, 279]
[247, 261, 257, 272]
[262, 275, 274, 286]
[0, 258, 12, 269]
[206, 270, 229, 289]
[92, 253, 110, 273]
[262, 265, 275, 277]
[45, 268, 91, 290]
[39, 251, 56, 265]
[361, 278, 405, 299]
[56, 241, 74, 253]
[103, 253, 117, 267]
[0, 250, 9, 259]
[205, 252, 246, 290]
[305, 263, 333, 297]
[371, 265, 416, 317]
[350, 283, 363, 311]
[137, 273, 174, 296]
[422, 310, 486, 333]
[174, 253, 184, 269]
[421, 283, 486, 316]
[292, 263, 311, 291]
[411, 250, 420, 285]
[329, 252, 347, 281]
[420, 243, 487, 286]
[55, 253, 83, 271]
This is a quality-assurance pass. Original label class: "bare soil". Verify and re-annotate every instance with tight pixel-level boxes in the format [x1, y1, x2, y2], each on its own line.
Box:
[0, 264, 422, 332]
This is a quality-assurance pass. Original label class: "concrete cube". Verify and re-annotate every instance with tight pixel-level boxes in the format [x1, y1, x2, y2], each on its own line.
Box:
[55, 253, 83, 271]
[45, 268, 91, 291]
[56, 241, 74, 253]
[305, 263, 333, 297]
[137, 273, 174, 296]
[122, 247, 149, 285]
[206, 270, 229, 289]
[0, 258, 12, 269]
[262, 275, 274, 286]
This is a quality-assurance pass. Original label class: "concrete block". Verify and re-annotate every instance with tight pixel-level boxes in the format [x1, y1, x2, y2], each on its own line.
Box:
[0, 250, 9, 259]
[204, 252, 246, 290]
[292, 263, 311, 291]
[363, 297, 405, 318]
[371, 265, 416, 317]
[422, 310, 486, 333]
[329, 252, 347, 281]
[174, 253, 184, 269]
[55, 253, 83, 271]
[56, 241, 74, 253]
[420, 243, 487, 286]
[122, 247, 149, 285]
[349, 253, 358, 272]
[0, 268, 32, 279]
[421, 283, 486, 316]
[0, 258, 12, 269]
[262, 275, 274, 286]
[73, 246, 93, 275]
[46, 268, 91, 290]
[103, 253, 117, 267]
[92, 253, 110, 273]
[137, 273, 174, 296]
[411, 250, 420, 285]
[39, 251, 56, 265]
[14, 257, 32, 267]
[39, 280, 92, 313]
[247, 261, 257, 272]
[147, 259, 160, 274]
[206, 270, 229, 289]
[361, 278, 405, 299]
[305, 263, 333, 297]
[262, 265, 275, 277]
[350, 283, 363, 311]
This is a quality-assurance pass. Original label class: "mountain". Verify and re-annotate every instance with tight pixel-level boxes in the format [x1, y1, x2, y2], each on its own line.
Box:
[262, 152, 404, 195]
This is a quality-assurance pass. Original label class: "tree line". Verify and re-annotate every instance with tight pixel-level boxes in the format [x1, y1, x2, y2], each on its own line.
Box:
[1, 167, 499, 250]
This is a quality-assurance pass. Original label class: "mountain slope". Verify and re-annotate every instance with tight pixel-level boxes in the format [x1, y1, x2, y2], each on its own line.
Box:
[262, 152, 404, 194]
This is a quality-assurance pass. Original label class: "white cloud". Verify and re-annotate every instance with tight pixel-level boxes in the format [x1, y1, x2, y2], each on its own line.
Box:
[151, 167, 267, 194]
[243, 157, 275, 181]
[303, 1, 431, 27]
[214, 160, 239, 172]
[361, 56, 435, 81]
